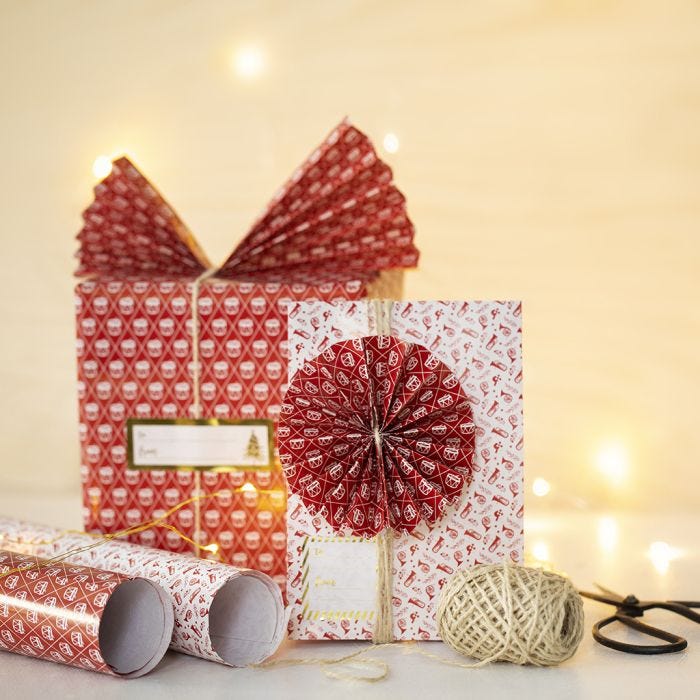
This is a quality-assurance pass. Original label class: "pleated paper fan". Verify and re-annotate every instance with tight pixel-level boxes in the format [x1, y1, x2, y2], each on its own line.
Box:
[279, 336, 476, 537]
[217, 120, 419, 282]
[76, 120, 418, 282]
[76, 157, 211, 278]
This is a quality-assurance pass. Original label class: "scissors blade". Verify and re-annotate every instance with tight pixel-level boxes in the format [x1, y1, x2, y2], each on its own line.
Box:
[594, 583, 625, 601]
[593, 583, 625, 605]
[579, 589, 624, 606]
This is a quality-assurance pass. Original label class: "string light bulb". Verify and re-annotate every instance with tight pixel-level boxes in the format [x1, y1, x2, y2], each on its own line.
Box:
[532, 541, 549, 562]
[240, 482, 257, 492]
[202, 543, 220, 554]
[647, 541, 680, 575]
[595, 441, 629, 486]
[597, 516, 619, 553]
[231, 45, 265, 80]
[92, 155, 113, 180]
[532, 477, 551, 497]
[383, 132, 400, 154]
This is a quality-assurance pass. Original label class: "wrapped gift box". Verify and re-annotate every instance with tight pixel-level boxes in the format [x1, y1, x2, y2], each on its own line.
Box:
[75, 121, 418, 587]
[282, 300, 523, 638]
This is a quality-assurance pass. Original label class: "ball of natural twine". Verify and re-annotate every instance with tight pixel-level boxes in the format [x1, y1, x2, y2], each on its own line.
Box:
[438, 564, 584, 667]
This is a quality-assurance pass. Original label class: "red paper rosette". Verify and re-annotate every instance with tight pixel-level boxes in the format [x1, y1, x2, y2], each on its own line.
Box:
[279, 336, 476, 537]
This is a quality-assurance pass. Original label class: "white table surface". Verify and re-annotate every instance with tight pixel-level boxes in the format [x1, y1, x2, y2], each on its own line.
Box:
[0, 492, 697, 699]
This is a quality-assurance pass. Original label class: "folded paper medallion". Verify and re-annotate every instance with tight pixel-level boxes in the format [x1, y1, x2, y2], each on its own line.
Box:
[280, 300, 524, 640]
[74, 120, 418, 585]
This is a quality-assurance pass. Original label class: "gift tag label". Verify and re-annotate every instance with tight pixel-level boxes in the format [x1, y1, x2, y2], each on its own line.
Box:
[127, 419, 274, 471]
[301, 536, 377, 621]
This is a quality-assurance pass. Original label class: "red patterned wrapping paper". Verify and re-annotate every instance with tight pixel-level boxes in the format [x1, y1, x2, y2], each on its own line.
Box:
[0, 516, 285, 666]
[74, 119, 416, 582]
[76, 277, 371, 584]
[0, 549, 173, 677]
[284, 300, 524, 640]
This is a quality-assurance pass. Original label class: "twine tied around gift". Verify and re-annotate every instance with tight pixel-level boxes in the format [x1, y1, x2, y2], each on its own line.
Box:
[371, 298, 395, 645]
[189, 267, 218, 555]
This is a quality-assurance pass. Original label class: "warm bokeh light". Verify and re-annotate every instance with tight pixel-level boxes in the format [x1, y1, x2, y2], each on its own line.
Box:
[647, 541, 680, 575]
[597, 516, 619, 553]
[382, 132, 400, 154]
[231, 45, 265, 80]
[92, 155, 113, 179]
[532, 477, 551, 497]
[240, 481, 257, 492]
[532, 541, 550, 562]
[595, 441, 629, 486]
[202, 542, 219, 554]
[2, 2, 700, 515]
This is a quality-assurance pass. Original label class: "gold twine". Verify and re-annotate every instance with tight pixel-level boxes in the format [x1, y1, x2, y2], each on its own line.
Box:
[373, 528, 394, 644]
[253, 644, 392, 682]
[189, 268, 218, 554]
[190, 267, 217, 421]
[369, 298, 396, 644]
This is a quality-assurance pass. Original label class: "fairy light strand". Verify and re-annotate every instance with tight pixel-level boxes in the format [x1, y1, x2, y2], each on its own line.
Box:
[0, 486, 283, 580]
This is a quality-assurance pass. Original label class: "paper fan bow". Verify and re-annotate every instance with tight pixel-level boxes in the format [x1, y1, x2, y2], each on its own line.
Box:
[76, 120, 419, 281]
[279, 336, 476, 537]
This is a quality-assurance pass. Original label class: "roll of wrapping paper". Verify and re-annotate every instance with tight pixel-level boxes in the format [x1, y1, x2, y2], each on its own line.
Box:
[0, 517, 286, 666]
[0, 549, 173, 677]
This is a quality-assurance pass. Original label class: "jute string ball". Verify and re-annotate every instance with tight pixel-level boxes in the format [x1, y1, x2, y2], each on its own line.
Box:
[438, 564, 584, 667]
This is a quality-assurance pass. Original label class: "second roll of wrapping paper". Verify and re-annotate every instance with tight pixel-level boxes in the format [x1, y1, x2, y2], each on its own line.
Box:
[0, 517, 286, 666]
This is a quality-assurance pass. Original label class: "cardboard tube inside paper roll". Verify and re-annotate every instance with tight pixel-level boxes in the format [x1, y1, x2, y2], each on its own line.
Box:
[0, 549, 173, 677]
[0, 517, 286, 666]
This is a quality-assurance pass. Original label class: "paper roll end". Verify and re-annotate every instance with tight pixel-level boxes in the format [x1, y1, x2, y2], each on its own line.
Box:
[209, 571, 285, 666]
[99, 578, 174, 678]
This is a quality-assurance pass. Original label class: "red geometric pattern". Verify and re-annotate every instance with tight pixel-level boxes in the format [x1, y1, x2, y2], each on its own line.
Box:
[76, 278, 367, 586]
[0, 550, 126, 675]
[280, 336, 475, 536]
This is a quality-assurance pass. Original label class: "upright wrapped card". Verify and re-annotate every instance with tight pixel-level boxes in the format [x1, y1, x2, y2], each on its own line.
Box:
[75, 121, 418, 586]
[281, 300, 523, 639]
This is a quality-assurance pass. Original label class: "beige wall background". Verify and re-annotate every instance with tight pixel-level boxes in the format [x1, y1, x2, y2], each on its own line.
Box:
[0, 0, 698, 511]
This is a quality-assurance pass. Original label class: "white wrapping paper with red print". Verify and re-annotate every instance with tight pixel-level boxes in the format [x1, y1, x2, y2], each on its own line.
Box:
[0, 549, 173, 677]
[74, 118, 416, 583]
[0, 516, 286, 666]
[284, 301, 524, 640]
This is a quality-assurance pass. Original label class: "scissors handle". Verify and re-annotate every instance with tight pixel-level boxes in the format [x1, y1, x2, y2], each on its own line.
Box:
[593, 614, 688, 655]
[669, 600, 700, 611]
[644, 601, 700, 623]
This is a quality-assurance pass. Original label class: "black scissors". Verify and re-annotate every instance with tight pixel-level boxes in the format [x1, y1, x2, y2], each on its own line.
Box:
[579, 584, 700, 654]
